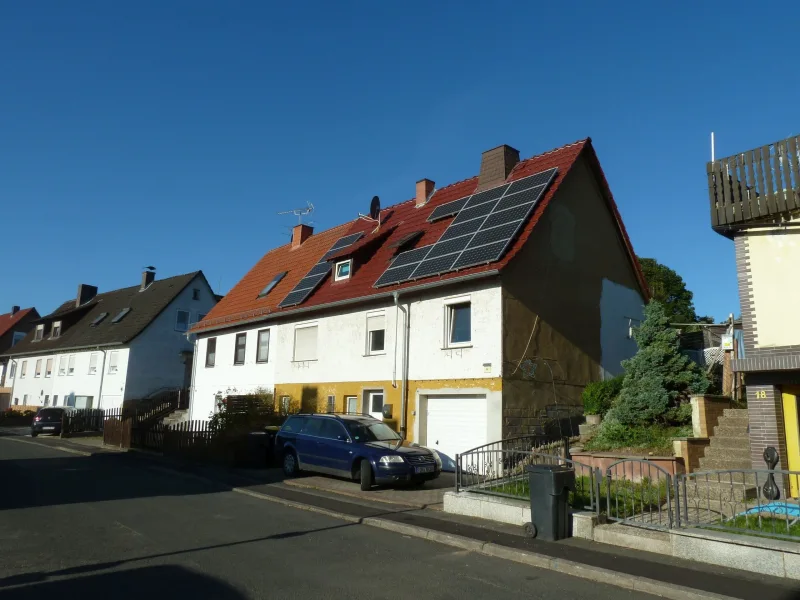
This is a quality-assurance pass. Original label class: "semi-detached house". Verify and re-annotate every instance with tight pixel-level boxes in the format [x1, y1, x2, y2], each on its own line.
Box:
[191, 139, 648, 465]
[3, 270, 217, 410]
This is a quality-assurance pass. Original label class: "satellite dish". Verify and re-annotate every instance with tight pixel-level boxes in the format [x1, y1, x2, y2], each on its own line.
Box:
[370, 196, 381, 220]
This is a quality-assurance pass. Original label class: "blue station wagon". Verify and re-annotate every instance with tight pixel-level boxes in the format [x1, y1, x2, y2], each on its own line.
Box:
[275, 414, 441, 490]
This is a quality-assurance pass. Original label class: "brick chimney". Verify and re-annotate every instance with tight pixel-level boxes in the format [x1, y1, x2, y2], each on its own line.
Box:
[76, 284, 98, 307]
[476, 144, 520, 192]
[11, 305, 19, 316]
[141, 269, 156, 291]
[416, 179, 435, 208]
[292, 224, 313, 249]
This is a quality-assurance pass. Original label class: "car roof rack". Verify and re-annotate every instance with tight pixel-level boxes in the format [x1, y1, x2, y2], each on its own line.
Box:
[293, 412, 377, 419]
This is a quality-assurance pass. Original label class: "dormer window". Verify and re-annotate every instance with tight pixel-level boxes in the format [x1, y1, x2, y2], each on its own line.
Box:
[334, 260, 352, 281]
[33, 325, 44, 342]
[51, 321, 62, 339]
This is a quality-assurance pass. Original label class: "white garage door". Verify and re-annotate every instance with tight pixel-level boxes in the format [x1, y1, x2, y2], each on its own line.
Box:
[426, 395, 487, 471]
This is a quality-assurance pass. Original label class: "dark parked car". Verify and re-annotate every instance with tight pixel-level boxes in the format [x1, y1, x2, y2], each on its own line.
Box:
[275, 414, 441, 490]
[31, 407, 73, 437]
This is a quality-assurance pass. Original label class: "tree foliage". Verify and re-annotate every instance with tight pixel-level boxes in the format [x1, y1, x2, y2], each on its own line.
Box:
[637, 257, 710, 324]
[582, 376, 623, 416]
[607, 300, 709, 427]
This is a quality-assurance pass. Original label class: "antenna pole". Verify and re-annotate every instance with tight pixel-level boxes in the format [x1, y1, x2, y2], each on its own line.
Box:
[711, 132, 715, 162]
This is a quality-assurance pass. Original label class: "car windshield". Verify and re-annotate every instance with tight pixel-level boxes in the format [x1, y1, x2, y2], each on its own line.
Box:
[345, 421, 401, 443]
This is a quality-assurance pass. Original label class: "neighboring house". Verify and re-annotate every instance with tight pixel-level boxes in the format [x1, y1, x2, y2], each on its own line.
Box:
[2, 270, 217, 410]
[707, 133, 800, 479]
[678, 321, 744, 399]
[191, 139, 647, 464]
[0, 306, 40, 409]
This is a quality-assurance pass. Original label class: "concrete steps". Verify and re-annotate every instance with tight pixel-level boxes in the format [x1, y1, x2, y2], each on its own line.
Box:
[694, 408, 751, 473]
[702, 446, 752, 462]
[162, 409, 188, 427]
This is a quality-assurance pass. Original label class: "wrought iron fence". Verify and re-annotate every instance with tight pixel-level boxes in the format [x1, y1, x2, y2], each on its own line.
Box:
[603, 459, 677, 530]
[679, 469, 800, 541]
[455, 436, 596, 511]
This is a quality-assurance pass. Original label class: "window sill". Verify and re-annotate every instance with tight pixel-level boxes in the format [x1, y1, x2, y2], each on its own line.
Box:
[255, 360, 269, 364]
[442, 344, 473, 350]
[291, 359, 318, 363]
[233, 363, 245, 366]
[205, 365, 215, 369]
[363, 352, 387, 357]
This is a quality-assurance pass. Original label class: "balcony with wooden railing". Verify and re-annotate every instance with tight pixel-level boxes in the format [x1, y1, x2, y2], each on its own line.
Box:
[707, 134, 800, 235]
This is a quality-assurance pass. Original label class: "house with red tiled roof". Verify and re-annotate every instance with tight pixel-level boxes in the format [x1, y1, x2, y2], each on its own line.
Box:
[190, 139, 647, 467]
[0, 306, 40, 408]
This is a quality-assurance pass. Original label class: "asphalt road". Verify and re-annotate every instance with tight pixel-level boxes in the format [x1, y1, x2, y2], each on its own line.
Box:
[0, 436, 657, 600]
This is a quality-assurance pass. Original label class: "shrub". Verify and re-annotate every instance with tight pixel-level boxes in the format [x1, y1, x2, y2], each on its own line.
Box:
[582, 376, 623, 416]
[612, 301, 709, 427]
[210, 387, 280, 434]
[584, 422, 691, 453]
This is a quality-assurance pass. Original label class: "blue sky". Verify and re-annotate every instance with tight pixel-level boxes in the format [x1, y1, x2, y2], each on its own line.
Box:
[2, 1, 798, 320]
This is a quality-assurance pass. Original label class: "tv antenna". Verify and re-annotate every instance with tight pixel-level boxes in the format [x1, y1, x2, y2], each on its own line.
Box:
[358, 195, 382, 233]
[278, 201, 315, 225]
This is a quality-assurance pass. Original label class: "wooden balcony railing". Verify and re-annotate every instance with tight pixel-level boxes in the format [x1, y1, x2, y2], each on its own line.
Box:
[707, 135, 800, 233]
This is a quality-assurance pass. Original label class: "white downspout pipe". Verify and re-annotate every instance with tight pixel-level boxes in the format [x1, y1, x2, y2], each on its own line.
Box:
[188, 336, 199, 420]
[393, 292, 409, 438]
[97, 350, 108, 409]
[8, 359, 18, 409]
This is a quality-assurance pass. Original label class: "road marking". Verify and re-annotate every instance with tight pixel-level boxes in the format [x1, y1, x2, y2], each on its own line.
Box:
[0, 436, 91, 456]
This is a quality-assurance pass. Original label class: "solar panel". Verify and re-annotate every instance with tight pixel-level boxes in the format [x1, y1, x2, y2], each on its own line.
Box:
[373, 167, 557, 288]
[427, 197, 469, 222]
[278, 233, 365, 307]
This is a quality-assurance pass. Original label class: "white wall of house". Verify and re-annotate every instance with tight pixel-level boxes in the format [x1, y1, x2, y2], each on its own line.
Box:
[6, 348, 130, 409]
[191, 325, 277, 420]
[125, 275, 216, 400]
[745, 228, 800, 348]
[190, 281, 503, 419]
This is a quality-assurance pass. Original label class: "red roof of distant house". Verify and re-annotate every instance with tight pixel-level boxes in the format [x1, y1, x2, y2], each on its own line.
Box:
[0, 308, 36, 338]
[195, 138, 647, 333]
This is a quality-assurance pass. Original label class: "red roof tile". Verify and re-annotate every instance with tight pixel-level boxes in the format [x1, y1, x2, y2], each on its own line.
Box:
[195, 138, 645, 332]
[0, 308, 36, 338]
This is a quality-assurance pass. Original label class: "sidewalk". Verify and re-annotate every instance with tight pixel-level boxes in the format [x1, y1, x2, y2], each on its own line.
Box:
[22, 433, 800, 600]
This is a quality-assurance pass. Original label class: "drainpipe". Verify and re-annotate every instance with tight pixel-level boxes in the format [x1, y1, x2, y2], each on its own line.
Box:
[188, 336, 199, 420]
[393, 292, 410, 438]
[8, 359, 17, 409]
[97, 350, 108, 409]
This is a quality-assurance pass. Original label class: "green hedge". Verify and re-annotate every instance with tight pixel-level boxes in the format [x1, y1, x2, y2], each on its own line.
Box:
[582, 376, 623, 416]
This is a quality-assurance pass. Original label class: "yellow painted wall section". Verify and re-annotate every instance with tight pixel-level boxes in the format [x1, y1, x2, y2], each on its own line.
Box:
[783, 387, 800, 498]
[746, 230, 800, 347]
[274, 377, 502, 443]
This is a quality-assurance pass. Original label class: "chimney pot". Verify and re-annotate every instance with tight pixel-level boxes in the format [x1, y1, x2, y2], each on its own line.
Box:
[11, 306, 20, 316]
[76, 284, 98, 308]
[476, 144, 520, 192]
[141, 269, 156, 291]
[416, 179, 435, 208]
[292, 224, 313, 249]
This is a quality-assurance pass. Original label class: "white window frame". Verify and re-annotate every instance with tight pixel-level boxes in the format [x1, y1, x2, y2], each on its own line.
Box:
[175, 310, 190, 332]
[51, 321, 62, 339]
[293, 323, 318, 362]
[20, 360, 27, 378]
[234, 333, 247, 365]
[327, 395, 336, 413]
[58, 356, 67, 376]
[67, 355, 76, 376]
[280, 396, 291, 415]
[443, 296, 472, 348]
[9, 362, 15, 378]
[256, 329, 270, 364]
[88, 353, 98, 375]
[365, 311, 386, 355]
[206, 337, 217, 368]
[34, 359, 42, 378]
[334, 259, 352, 282]
[108, 351, 119, 374]
[45, 358, 53, 378]
[33, 324, 44, 342]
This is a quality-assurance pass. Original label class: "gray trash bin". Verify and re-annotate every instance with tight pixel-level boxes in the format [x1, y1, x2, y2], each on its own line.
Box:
[525, 464, 575, 541]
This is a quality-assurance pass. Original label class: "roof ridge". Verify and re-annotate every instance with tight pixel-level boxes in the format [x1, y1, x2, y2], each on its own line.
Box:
[510, 138, 590, 177]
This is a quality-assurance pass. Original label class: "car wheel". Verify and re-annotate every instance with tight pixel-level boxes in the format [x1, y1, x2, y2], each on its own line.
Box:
[412, 480, 426, 488]
[30, 431, 38, 438]
[282, 451, 299, 477]
[360, 461, 373, 491]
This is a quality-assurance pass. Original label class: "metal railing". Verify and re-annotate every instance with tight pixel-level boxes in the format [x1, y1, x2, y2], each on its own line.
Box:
[679, 469, 800, 541]
[603, 458, 677, 530]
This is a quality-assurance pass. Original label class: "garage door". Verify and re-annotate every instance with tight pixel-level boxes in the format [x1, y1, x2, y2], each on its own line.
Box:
[426, 395, 487, 471]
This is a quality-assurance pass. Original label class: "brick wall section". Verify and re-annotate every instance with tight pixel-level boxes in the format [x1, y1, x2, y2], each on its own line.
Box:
[747, 384, 787, 470]
[673, 438, 711, 473]
[734, 235, 757, 353]
[690, 395, 731, 438]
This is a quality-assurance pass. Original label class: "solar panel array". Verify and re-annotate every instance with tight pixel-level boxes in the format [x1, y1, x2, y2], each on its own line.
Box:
[427, 197, 469, 222]
[278, 232, 364, 308]
[374, 167, 558, 288]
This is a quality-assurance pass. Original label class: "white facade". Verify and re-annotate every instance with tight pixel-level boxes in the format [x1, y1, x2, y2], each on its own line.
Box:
[6, 274, 216, 410]
[190, 281, 503, 419]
